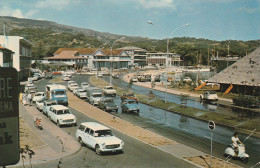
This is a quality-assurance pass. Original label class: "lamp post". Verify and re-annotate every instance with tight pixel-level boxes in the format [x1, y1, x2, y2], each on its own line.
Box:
[147, 21, 190, 103]
[107, 37, 125, 86]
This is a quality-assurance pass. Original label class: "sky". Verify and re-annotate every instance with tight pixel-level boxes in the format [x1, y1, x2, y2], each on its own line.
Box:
[0, 0, 259, 41]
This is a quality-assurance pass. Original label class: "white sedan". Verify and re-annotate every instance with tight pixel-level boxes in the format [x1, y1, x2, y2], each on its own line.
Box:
[32, 92, 45, 103]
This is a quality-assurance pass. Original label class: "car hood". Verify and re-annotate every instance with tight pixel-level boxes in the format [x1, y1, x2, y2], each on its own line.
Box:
[105, 103, 118, 108]
[95, 136, 122, 145]
[127, 104, 139, 108]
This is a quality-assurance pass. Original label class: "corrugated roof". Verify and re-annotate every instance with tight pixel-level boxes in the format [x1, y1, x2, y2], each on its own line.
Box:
[208, 47, 260, 86]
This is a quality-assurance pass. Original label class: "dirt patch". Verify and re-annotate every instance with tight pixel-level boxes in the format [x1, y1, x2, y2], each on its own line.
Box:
[20, 118, 46, 149]
[185, 155, 241, 168]
[49, 76, 63, 83]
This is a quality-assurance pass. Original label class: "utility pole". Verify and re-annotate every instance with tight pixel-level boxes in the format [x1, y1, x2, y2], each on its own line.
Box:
[208, 43, 210, 66]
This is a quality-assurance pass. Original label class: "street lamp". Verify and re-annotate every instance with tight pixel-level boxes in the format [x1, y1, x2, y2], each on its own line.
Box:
[107, 37, 125, 86]
[147, 21, 190, 103]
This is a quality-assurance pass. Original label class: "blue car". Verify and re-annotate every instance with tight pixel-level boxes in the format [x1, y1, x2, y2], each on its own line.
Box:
[121, 99, 140, 114]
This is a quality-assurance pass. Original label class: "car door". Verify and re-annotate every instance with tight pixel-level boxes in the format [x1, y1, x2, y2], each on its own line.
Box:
[76, 125, 85, 140]
[88, 129, 97, 148]
[83, 127, 91, 146]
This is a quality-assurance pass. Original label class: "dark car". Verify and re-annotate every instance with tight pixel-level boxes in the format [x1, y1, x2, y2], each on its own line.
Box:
[154, 75, 161, 82]
[45, 74, 53, 79]
[98, 97, 118, 112]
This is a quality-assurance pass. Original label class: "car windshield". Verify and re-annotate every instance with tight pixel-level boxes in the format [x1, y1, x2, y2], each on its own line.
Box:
[95, 129, 113, 137]
[104, 99, 113, 103]
[79, 90, 86, 93]
[57, 109, 71, 115]
[93, 94, 102, 97]
[106, 87, 113, 89]
[35, 93, 43, 96]
[54, 91, 66, 95]
[126, 93, 134, 97]
[128, 100, 136, 104]
[208, 91, 216, 94]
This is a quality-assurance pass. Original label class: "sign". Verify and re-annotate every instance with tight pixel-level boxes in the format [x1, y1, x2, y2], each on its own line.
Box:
[0, 67, 19, 166]
[208, 120, 215, 131]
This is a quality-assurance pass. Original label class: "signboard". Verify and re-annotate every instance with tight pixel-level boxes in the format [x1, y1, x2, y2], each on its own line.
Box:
[208, 120, 215, 131]
[0, 67, 20, 166]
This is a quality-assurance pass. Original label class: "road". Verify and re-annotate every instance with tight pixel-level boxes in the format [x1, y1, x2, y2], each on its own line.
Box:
[30, 76, 194, 168]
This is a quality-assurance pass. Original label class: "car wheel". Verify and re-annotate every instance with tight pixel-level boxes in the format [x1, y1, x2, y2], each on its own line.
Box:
[57, 120, 61, 127]
[78, 137, 84, 146]
[95, 145, 102, 155]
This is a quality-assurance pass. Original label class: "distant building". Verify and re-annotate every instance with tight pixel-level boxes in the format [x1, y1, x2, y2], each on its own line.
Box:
[117, 46, 148, 67]
[0, 35, 33, 80]
[208, 47, 260, 96]
[47, 48, 131, 70]
[146, 52, 182, 66]
[0, 46, 14, 67]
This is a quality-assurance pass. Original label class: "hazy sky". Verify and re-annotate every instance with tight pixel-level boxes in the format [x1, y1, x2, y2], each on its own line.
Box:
[0, 0, 259, 41]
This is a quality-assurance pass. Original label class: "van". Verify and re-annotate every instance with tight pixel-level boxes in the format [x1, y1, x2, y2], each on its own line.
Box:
[46, 84, 68, 106]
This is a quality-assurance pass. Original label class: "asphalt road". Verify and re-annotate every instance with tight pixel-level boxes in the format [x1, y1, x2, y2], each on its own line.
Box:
[31, 76, 194, 168]
[33, 74, 260, 168]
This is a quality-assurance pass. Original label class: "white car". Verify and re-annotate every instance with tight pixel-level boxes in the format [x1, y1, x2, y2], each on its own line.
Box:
[68, 83, 78, 91]
[75, 89, 87, 98]
[81, 82, 90, 89]
[183, 77, 192, 82]
[76, 122, 124, 155]
[36, 99, 44, 111]
[103, 86, 116, 96]
[48, 105, 77, 127]
[62, 75, 70, 81]
[32, 92, 45, 103]
[97, 73, 103, 78]
[200, 91, 218, 101]
[42, 100, 58, 115]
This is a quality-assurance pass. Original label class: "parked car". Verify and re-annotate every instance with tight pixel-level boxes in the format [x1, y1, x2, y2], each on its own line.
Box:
[130, 77, 138, 82]
[36, 99, 45, 111]
[145, 74, 152, 82]
[45, 74, 53, 79]
[103, 86, 116, 96]
[173, 77, 181, 82]
[112, 73, 119, 79]
[98, 97, 118, 112]
[75, 122, 124, 155]
[183, 77, 192, 83]
[81, 82, 90, 89]
[68, 83, 78, 92]
[32, 92, 45, 103]
[42, 100, 58, 115]
[86, 87, 103, 105]
[97, 73, 103, 78]
[121, 99, 140, 114]
[75, 88, 87, 99]
[62, 75, 70, 81]
[154, 75, 161, 82]
[48, 105, 77, 127]
[200, 91, 218, 101]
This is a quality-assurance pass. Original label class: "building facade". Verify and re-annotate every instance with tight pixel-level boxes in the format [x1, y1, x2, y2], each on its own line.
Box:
[146, 52, 182, 66]
[118, 46, 148, 67]
[0, 46, 14, 67]
[47, 48, 131, 70]
[0, 36, 33, 80]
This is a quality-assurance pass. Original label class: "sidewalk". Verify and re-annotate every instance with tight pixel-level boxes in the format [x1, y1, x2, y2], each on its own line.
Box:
[68, 92, 241, 168]
[9, 104, 80, 167]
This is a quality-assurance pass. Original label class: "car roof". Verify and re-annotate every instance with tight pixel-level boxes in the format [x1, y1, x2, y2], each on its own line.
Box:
[80, 122, 110, 131]
[124, 99, 136, 102]
[51, 105, 68, 110]
[44, 100, 57, 103]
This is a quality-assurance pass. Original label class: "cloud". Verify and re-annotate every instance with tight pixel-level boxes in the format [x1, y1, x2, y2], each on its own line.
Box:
[35, 0, 81, 10]
[237, 7, 258, 14]
[0, 6, 24, 18]
[136, 0, 176, 9]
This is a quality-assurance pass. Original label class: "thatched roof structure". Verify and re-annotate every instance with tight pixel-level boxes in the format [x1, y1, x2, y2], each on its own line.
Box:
[208, 47, 260, 86]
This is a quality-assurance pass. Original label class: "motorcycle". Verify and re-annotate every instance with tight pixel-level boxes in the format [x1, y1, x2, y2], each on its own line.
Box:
[224, 144, 249, 163]
[34, 118, 43, 130]
[224, 129, 255, 163]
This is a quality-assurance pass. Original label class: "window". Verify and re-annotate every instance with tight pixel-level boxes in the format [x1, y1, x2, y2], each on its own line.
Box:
[90, 129, 94, 136]
[79, 125, 85, 131]
[85, 128, 90, 133]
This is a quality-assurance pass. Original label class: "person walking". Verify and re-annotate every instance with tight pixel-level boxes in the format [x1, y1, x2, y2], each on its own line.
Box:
[27, 93, 32, 106]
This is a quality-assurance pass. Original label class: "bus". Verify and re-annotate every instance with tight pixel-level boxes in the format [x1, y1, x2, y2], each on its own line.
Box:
[45, 84, 68, 106]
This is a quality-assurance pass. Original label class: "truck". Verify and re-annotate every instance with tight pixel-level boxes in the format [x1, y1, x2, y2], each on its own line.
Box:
[45, 84, 68, 106]
[103, 86, 116, 96]
[86, 87, 103, 105]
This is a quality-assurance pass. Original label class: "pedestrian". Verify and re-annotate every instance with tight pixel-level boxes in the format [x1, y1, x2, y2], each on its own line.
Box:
[19, 92, 23, 104]
[27, 93, 32, 106]
[23, 93, 27, 105]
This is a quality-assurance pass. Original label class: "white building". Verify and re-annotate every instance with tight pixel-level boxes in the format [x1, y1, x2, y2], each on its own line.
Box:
[0, 35, 33, 80]
[118, 46, 147, 67]
[146, 52, 182, 66]
[47, 48, 131, 70]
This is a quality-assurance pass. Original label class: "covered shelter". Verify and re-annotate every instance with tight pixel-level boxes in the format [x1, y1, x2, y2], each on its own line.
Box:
[208, 47, 260, 96]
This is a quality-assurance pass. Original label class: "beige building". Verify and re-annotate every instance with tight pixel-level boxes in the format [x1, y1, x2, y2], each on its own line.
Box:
[0, 36, 33, 80]
[0, 46, 14, 67]
[146, 52, 182, 66]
